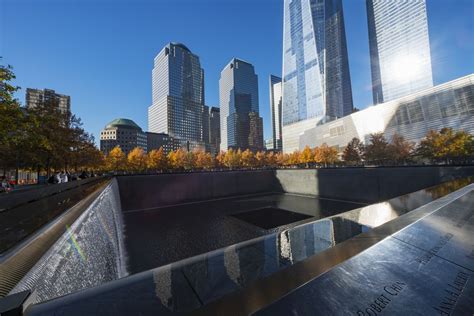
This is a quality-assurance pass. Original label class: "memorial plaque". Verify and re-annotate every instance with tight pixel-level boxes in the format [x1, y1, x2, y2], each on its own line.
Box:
[254, 237, 474, 315]
[393, 191, 474, 271]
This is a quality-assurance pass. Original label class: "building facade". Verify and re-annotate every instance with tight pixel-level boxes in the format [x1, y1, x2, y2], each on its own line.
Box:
[298, 75, 474, 151]
[281, 0, 354, 152]
[146, 132, 185, 155]
[209, 107, 221, 155]
[219, 58, 264, 151]
[26, 88, 71, 113]
[148, 42, 208, 150]
[269, 75, 283, 151]
[367, 0, 433, 104]
[100, 118, 147, 156]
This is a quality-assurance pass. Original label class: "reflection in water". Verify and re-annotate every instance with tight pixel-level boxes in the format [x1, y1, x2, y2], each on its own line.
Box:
[224, 245, 241, 285]
[153, 265, 172, 308]
[426, 177, 472, 199]
[21, 177, 474, 313]
[163, 178, 474, 312]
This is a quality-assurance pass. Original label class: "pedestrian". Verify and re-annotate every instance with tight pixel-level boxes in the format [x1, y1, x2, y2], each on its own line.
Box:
[61, 171, 68, 183]
[55, 172, 61, 184]
[1, 177, 12, 193]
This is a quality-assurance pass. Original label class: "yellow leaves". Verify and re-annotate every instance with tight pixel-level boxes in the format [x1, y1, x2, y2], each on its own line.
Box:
[106, 146, 126, 171]
[223, 148, 241, 169]
[195, 150, 214, 170]
[418, 128, 474, 161]
[299, 146, 313, 165]
[127, 147, 147, 172]
[241, 149, 255, 167]
[168, 148, 187, 170]
[147, 147, 167, 171]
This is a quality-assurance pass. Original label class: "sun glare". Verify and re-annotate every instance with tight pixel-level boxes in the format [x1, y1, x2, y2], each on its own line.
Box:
[391, 54, 423, 84]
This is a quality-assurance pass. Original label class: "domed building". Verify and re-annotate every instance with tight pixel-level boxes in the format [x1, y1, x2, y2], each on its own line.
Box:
[100, 118, 147, 155]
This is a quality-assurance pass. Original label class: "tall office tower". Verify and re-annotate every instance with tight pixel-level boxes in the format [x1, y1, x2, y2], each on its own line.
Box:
[282, 0, 353, 152]
[148, 43, 207, 151]
[209, 107, 221, 155]
[269, 75, 283, 151]
[367, 0, 433, 104]
[26, 88, 71, 113]
[219, 58, 263, 151]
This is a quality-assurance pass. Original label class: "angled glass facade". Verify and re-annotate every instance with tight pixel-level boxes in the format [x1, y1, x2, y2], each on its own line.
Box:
[148, 43, 207, 150]
[282, 0, 353, 152]
[299, 75, 474, 150]
[269, 75, 283, 151]
[367, 0, 433, 104]
[219, 59, 263, 151]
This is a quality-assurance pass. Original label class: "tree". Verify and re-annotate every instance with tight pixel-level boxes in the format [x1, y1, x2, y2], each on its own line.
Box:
[389, 134, 414, 164]
[255, 151, 267, 168]
[266, 151, 278, 168]
[418, 128, 474, 163]
[147, 147, 168, 172]
[127, 147, 147, 172]
[195, 150, 214, 170]
[241, 149, 255, 168]
[168, 148, 187, 170]
[0, 61, 33, 180]
[216, 151, 226, 169]
[299, 146, 313, 167]
[364, 133, 390, 164]
[342, 138, 364, 165]
[314, 144, 339, 166]
[275, 152, 288, 167]
[288, 151, 300, 166]
[223, 148, 241, 169]
[319, 143, 339, 166]
[106, 146, 126, 172]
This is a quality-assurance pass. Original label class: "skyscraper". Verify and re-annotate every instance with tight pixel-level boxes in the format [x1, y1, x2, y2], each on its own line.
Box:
[219, 58, 263, 151]
[269, 75, 283, 151]
[282, 0, 353, 152]
[26, 88, 71, 114]
[148, 42, 208, 151]
[367, 0, 433, 104]
[209, 107, 221, 155]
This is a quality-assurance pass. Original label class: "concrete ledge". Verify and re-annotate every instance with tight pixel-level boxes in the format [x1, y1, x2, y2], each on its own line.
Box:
[0, 177, 105, 211]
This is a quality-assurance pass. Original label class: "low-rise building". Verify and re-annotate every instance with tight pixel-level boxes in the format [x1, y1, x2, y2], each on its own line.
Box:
[100, 118, 147, 156]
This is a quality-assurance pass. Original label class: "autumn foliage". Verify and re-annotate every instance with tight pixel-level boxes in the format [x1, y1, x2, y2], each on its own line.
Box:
[102, 128, 473, 173]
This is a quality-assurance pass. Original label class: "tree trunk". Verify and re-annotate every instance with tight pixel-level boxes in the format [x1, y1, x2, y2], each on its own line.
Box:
[15, 152, 19, 185]
[37, 164, 40, 185]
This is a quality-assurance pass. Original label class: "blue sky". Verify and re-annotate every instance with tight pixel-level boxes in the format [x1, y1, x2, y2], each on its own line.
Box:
[1, 0, 473, 143]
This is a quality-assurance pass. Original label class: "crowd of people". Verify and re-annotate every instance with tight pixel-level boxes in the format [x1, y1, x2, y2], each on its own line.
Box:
[47, 170, 97, 184]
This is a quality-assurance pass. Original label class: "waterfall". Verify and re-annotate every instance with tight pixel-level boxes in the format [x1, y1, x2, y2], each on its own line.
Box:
[10, 178, 128, 303]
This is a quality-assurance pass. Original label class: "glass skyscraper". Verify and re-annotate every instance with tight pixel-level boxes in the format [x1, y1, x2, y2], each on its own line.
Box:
[148, 42, 207, 150]
[269, 75, 283, 151]
[367, 0, 433, 104]
[219, 58, 263, 151]
[282, 0, 353, 152]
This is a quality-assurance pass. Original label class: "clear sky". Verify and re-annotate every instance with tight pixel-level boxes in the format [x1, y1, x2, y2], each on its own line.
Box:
[1, 0, 473, 143]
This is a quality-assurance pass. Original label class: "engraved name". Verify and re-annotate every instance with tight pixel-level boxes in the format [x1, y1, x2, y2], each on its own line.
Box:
[415, 233, 453, 265]
[356, 281, 406, 316]
[433, 270, 470, 315]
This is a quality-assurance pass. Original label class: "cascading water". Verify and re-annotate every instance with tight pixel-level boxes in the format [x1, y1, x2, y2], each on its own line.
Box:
[10, 179, 128, 303]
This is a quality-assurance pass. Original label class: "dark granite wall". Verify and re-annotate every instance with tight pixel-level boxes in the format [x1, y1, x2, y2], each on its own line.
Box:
[117, 166, 474, 211]
[275, 166, 474, 203]
[117, 170, 278, 211]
